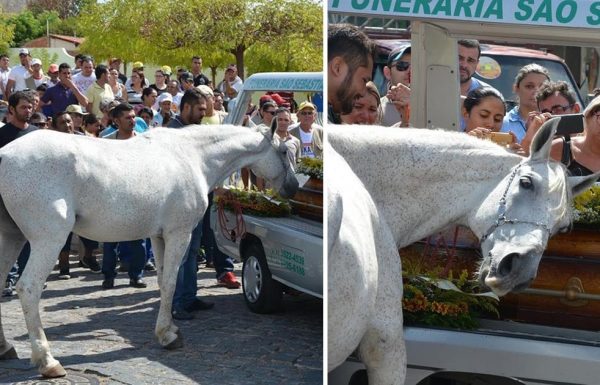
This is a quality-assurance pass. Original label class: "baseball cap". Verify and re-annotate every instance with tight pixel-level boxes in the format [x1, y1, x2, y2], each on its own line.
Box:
[48, 64, 59, 73]
[109, 57, 121, 64]
[388, 45, 411, 66]
[226, 64, 237, 72]
[298, 101, 316, 112]
[18, 48, 30, 56]
[133, 61, 144, 70]
[270, 93, 286, 107]
[179, 72, 194, 83]
[157, 93, 173, 104]
[65, 104, 89, 116]
[161, 65, 172, 76]
[31, 58, 42, 66]
[196, 85, 214, 97]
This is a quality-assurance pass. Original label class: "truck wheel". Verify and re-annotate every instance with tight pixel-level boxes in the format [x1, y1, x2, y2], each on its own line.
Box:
[242, 243, 282, 313]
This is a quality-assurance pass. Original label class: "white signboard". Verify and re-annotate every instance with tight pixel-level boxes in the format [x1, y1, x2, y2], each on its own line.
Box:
[329, 0, 600, 29]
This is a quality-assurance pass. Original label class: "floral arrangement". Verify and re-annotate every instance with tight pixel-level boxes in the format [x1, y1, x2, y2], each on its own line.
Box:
[573, 184, 600, 226]
[402, 255, 499, 329]
[215, 188, 291, 217]
[296, 157, 323, 180]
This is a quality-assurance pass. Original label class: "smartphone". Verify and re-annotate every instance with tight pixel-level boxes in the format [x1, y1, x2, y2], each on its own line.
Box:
[488, 132, 513, 145]
[554, 113, 584, 136]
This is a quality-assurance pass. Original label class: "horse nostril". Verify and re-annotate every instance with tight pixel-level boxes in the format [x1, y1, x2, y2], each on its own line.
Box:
[497, 253, 520, 277]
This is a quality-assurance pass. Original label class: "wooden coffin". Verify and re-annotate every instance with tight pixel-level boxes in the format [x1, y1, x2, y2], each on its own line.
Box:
[290, 177, 323, 222]
[401, 226, 600, 331]
[500, 227, 600, 330]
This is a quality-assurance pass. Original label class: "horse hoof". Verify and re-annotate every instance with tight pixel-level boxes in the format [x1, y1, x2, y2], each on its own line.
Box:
[0, 346, 18, 360]
[164, 330, 183, 350]
[41, 363, 67, 378]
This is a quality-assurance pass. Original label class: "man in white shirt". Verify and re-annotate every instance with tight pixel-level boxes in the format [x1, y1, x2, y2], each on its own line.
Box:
[0, 54, 10, 101]
[217, 64, 243, 107]
[4, 48, 32, 100]
[72, 56, 96, 94]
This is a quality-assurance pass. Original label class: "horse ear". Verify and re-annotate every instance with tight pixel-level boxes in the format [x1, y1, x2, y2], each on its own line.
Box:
[569, 175, 600, 197]
[529, 117, 559, 161]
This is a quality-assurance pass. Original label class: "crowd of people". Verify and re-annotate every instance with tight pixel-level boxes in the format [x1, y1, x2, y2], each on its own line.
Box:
[0, 50, 323, 320]
[327, 23, 600, 178]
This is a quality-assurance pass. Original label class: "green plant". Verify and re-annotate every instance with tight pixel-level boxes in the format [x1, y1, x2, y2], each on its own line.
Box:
[573, 184, 600, 226]
[296, 157, 323, 180]
[215, 188, 291, 217]
[402, 256, 499, 329]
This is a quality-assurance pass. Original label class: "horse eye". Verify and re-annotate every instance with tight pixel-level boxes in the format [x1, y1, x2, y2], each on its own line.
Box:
[519, 176, 533, 189]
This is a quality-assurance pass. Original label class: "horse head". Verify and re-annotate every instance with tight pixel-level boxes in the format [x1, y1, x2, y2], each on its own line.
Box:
[474, 118, 599, 296]
[249, 128, 299, 199]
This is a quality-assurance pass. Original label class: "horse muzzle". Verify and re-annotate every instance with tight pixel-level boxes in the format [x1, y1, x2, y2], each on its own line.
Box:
[482, 250, 540, 296]
[278, 174, 299, 199]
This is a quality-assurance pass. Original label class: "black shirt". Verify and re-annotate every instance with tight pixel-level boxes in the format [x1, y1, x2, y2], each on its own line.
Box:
[0, 122, 39, 148]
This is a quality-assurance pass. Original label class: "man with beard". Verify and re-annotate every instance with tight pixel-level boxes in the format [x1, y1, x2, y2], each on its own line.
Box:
[458, 39, 493, 97]
[328, 24, 375, 124]
[167, 89, 216, 319]
[1, 91, 38, 296]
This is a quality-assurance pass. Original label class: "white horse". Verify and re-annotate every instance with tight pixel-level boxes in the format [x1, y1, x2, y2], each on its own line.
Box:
[0, 125, 298, 378]
[327, 119, 599, 384]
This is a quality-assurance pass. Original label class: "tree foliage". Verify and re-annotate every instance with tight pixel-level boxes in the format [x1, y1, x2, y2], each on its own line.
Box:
[0, 9, 15, 53]
[76, 0, 323, 78]
[28, 0, 96, 19]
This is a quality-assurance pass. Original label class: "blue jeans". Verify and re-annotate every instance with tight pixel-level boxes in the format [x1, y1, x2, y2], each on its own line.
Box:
[173, 221, 203, 309]
[102, 240, 145, 280]
[6, 242, 30, 283]
[202, 192, 234, 279]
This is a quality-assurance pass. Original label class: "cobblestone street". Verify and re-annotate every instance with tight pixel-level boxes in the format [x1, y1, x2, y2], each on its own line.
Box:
[0, 254, 323, 385]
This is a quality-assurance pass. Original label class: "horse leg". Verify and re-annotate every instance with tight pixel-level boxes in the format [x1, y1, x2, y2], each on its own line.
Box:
[17, 239, 69, 378]
[358, 221, 406, 385]
[0, 232, 27, 361]
[154, 232, 191, 349]
[150, 236, 165, 289]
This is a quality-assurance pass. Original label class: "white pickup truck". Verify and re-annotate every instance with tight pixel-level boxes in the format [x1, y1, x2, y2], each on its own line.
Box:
[212, 72, 323, 313]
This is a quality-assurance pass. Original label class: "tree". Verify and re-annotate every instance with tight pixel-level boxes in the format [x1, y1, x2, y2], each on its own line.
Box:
[76, 0, 323, 78]
[0, 12, 15, 53]
[7, 10, 44, 47]
[28, 0, 96, 19]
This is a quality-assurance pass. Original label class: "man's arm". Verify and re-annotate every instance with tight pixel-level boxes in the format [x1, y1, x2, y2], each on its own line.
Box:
[63, 77, 89, 107]
[3, 79, 14, 101]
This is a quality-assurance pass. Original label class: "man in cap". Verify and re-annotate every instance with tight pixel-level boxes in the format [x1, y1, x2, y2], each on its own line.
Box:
[217, 64, 243, 107]
[381, 45, 412, 127]
[4, 48, 32, 100]
[152, 92, 174, 127]
[47, 64, 59, 87]
[196, 85, 224, 124]
[191, 56, 210, 87]
[250, 95, 276, 126]
[25, 58, 49, 91]
[179, 72, 196, 92]
[108, 57, 127, 84]
[65, 104, 89, 134]
[327, 24, 375, 123]
[289, 101, 323, 159]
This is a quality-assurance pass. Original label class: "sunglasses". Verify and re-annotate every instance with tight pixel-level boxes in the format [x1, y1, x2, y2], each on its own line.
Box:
[263, 110, 276, 115]
[540, 104, 574, 114]
[299, 111, 314, 116]
[31, 121, 47, 127]
[394, 61, 411, 72]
